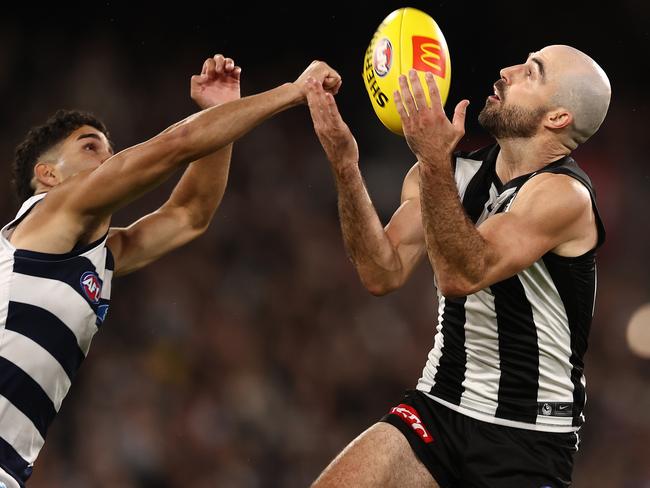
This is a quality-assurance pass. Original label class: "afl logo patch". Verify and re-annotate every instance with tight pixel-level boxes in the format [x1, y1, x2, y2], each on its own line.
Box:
[373, 38, 392, 77]
[80, 271, 102, 303]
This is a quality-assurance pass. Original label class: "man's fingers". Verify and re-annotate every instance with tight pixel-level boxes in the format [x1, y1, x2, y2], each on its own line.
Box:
[203, 57, 217, 79]
[323, 74, 342, 95]
[223, 57, 235, 72]
[424, 72, 444, 113]
[201, 58, 211, 76]
[306, 79, 327, 125]
[324, 92, 345, 127]
[306, 78, 346, 135]
[398, 74, 417, 116]
[453, 99, 470, 133]
[330, 78, 343, 96]
[408, 70, 428, 110]
[212, 54, 225, 75]
[394, 89, 409, 122]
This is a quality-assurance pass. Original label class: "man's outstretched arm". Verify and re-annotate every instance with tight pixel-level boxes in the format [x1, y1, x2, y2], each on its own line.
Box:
[306, 79, 426, 295]
[55, 60, 341, 225]
[108, 55, 238, 276]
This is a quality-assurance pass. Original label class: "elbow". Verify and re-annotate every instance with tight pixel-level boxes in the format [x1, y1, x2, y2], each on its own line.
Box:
[187, 216, 211, 240]
[180, 202, 220, 237]
[360, 275, 401, 297]
[168, 206, 210, 244]
[436, 275, 478, 299]
[160, 124, 199, 165]
[366, 283, 393, 297]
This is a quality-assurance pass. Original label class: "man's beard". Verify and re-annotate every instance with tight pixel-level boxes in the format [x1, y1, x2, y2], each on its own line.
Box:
[478, 100, 547, 139]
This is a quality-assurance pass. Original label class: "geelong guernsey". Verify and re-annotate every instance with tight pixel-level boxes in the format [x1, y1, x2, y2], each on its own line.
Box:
[417, 145, 605, 433]
[0, 194, 113, 486]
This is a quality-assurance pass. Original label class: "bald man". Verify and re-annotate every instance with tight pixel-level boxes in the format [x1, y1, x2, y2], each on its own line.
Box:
[306, 45, 610, 487]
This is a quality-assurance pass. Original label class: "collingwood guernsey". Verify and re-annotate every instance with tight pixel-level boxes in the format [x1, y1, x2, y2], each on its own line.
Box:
[0, 194, 113, 486]
[417, 144, 605, 433]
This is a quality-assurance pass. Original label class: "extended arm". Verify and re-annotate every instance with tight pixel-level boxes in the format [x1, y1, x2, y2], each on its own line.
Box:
[58, 61, 341, 222]
[306, 79, 426, 295]
[108, 55, 239, 276]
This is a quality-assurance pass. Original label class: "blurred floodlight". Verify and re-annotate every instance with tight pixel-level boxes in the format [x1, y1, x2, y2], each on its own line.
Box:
[626, 303, 650, 359]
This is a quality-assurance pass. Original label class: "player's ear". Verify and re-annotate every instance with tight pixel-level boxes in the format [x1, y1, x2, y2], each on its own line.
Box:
[544, 108, 572, 130]
[34, 162, 60, 188]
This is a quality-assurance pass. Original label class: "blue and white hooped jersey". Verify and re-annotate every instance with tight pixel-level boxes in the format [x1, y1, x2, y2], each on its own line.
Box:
[0, 194, 113, 486]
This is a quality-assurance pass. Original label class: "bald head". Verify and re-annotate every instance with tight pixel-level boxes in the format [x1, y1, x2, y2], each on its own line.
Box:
[542, 45, 611, 147]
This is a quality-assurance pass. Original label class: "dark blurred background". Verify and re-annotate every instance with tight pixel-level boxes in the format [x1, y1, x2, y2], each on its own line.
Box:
[1, 1, 648, 486]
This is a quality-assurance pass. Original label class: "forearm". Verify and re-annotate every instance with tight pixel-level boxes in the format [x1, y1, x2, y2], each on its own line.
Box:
[171, 83, 300, 164]
[165, 143, 233, 230]
[418, 160, 488, 295]
[77, 83, 301, 217]
[333, 163, 403, 293]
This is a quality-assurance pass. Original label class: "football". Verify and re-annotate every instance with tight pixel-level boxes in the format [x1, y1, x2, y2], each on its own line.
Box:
[362, 7, 452, 135]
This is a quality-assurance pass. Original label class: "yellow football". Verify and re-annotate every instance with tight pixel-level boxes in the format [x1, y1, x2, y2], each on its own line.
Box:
[362, 7, 452, 135]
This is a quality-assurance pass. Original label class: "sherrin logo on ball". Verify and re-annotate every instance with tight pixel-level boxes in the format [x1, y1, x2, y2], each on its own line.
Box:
[363, 7, 451, 135]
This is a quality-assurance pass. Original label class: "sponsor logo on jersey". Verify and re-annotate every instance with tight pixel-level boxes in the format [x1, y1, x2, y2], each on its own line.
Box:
[80, 271, 102, 303]
[411, 36, 446, 78]
[390, 404, 434, 443]
[537, 401, 573, 417]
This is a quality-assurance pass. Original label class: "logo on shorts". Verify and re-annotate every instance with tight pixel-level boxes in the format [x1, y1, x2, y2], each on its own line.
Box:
[80, 271, 102, 303]
[390, 404, 434, 444]
[373, 38, 392, 77]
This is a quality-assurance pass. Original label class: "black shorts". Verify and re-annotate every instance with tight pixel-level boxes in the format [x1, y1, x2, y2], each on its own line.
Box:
[381, 390, 578, 488]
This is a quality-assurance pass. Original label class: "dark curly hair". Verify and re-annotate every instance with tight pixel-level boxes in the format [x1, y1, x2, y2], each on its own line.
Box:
[12, 109, 111, 202]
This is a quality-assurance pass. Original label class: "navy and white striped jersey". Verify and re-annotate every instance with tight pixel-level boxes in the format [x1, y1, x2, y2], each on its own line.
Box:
[417, 144, 605, 433]
[0, 194, 113, 486]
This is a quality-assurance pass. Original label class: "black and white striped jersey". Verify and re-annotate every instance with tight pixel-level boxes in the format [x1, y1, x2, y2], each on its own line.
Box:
[417, 144, 605, 433]
[0, 194, 113, 486]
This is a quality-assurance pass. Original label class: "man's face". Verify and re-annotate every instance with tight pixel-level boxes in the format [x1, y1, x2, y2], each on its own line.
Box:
[478, 49, 555, 139]
[49, 125, 113, 182]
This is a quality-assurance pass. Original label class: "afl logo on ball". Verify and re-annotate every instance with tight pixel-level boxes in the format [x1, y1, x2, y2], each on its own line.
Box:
[373, 38, 392, 77]
[80, 271, 102, 303]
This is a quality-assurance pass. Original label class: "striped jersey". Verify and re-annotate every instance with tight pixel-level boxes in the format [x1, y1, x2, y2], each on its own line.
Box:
[417, 144, 605, 433]
[0, 194, 113, 486]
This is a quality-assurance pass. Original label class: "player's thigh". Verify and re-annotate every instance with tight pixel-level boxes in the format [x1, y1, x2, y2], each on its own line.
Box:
[311, 422, 440, 488]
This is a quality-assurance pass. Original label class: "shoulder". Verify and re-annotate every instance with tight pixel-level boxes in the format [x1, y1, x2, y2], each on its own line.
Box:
[520, 172, 591, 200]
[402, 162, 420, 201]
[512, 172, 593, 224]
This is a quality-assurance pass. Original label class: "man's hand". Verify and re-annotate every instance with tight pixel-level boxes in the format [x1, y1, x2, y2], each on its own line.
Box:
[294, 60, 342, 102]
[305, 78, 358, 170]
[394, 70, 469, 166]
[191, 54, 241, 110]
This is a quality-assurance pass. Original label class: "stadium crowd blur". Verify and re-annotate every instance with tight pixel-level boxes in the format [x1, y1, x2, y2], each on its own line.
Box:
[1, 3, 648, 487]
